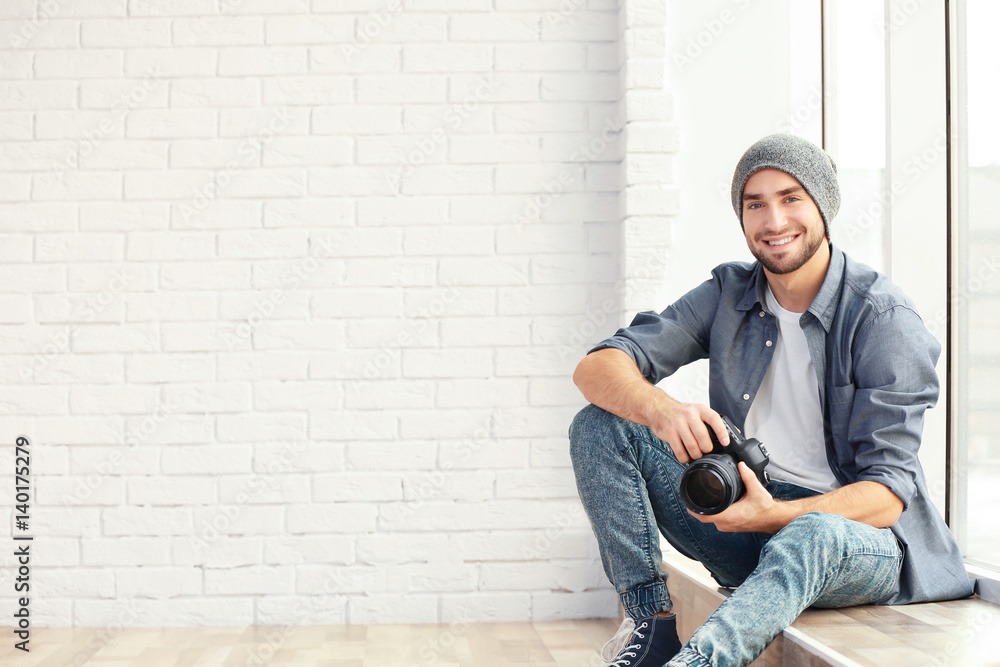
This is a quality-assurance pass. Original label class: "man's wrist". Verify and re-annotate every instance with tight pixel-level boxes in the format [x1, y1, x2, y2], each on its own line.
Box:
[635, 382, 675, 430]
[760, 498, 798, 534]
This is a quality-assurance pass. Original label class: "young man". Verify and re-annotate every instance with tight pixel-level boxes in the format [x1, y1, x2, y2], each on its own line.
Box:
[569, 134, 975, 666]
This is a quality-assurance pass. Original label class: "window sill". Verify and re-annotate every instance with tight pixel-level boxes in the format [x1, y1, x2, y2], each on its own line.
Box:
[968, 563, 1000, 605]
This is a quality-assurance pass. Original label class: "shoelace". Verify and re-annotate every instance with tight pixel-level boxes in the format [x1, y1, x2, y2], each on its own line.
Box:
[600, 617, 648, 666]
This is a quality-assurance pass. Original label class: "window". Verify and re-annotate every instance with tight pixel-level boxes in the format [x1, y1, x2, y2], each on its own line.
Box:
[951, 0, 1000, 572]
[823, 0, 887, 272]
[662, 0, 1000, 581]
[663, 0, 822, 403]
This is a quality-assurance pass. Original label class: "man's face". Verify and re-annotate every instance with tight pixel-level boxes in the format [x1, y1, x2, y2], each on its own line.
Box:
[741, 168, 827, 275]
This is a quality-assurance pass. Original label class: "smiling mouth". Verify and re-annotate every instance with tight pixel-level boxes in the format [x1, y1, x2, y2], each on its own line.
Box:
[766, 235, 797, 247]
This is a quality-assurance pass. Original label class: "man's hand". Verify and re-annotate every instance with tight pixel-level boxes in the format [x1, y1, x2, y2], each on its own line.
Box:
[689, 462, 784, 533]
[650, 402, 730, 464]
[571, 349, 730, 464]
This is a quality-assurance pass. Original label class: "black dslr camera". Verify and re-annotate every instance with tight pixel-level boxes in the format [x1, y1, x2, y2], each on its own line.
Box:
[679, 414, 771, 515]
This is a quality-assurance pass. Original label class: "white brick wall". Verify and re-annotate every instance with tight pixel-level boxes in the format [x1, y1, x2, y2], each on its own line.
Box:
[0, 0, 675, 627]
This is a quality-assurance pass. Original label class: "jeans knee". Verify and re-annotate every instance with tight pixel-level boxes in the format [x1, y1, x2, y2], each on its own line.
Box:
[789, 511, 849, 531]
[569, 404, 620, 467]
[786, 511, 848, 535]
[774, 512, 850, 557]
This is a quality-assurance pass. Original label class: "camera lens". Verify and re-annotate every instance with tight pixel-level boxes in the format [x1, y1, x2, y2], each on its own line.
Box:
[685, 468, 726, 508]
[679, 454, 743, 515]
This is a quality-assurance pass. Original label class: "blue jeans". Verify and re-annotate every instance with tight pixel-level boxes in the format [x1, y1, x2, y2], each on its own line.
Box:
[569, 404, 903, 667]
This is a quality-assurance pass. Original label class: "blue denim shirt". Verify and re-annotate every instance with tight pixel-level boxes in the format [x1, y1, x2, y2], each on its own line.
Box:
[591, 245, 975, 604]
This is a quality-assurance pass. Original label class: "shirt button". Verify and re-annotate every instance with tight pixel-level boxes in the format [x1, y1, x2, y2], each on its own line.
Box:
[765, 340, 773, 347]
[743, 393, 750, 400]
[759, 311, 765, 317]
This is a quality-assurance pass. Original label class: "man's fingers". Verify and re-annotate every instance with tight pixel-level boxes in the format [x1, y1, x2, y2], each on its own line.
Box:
[670, 416, 717, 462]
[670, 423, 701, 463]
[688, 419, 715, 454]
[738, 461, 765, 495]
[704, 411, 730, 447]
[658, 403, 726, 463]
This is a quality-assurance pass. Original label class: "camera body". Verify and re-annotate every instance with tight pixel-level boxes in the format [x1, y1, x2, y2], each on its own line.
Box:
[679, 414, 771, 515]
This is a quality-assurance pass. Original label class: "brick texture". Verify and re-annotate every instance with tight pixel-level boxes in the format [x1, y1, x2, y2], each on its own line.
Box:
[0, 0, 676, 626]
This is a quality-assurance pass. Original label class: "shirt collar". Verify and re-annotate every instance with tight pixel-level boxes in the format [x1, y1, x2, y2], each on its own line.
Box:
[736, 243, 845, 332]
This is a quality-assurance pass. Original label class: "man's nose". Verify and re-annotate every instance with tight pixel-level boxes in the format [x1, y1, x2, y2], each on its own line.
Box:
[763, 206, 788, 231]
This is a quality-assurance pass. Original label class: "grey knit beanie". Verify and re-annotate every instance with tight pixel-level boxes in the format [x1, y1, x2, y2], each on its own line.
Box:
[731, 134, 840, 239]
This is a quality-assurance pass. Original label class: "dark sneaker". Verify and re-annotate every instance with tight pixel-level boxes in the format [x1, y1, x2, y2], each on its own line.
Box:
[600, 615, 682, 666]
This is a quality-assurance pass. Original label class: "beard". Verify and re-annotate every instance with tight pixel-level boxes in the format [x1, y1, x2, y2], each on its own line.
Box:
[748, 226, 826, 275]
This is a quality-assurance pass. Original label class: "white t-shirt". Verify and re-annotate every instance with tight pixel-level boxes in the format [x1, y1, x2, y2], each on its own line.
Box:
[743, 285, 841, 493]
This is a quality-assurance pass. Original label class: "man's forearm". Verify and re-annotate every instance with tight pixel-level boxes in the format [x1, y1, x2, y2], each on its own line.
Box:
[578, 351, 906, 533]
[572, 348, 677, 428]
[573, 348, 731, 463]
[757, 480, 904, 533]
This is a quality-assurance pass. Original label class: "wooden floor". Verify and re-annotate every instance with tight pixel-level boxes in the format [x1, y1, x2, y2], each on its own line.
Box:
[664, 550, 1000, 667]
[4, 601, 1000, 667]
[0, 618, 621, 667]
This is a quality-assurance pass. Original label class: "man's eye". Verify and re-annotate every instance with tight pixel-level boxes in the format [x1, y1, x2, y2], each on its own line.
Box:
[747, 202, 762, 210]
[784, 196, 800, 203]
